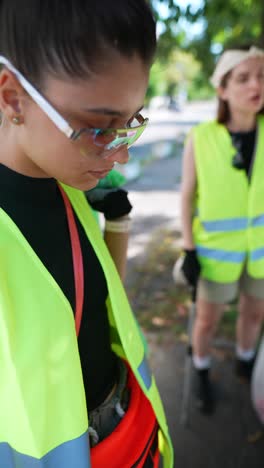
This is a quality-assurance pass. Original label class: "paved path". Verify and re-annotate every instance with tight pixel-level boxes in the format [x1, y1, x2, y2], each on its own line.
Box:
[124, 103, 264, 467]
[151, 339, 263, 468]
[126, 156, 182, 260]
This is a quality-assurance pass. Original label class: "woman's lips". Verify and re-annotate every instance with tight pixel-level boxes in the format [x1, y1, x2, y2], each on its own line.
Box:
[88, 169, 112, 179]
[249, 94, 261, 103]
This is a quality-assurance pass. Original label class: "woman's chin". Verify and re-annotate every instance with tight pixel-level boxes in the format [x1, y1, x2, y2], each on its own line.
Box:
[59, 177, 99, 192]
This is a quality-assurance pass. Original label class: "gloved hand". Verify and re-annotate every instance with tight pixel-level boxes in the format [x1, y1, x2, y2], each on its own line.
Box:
[86, 188, 132, 220]
[181, 249, 201, 288]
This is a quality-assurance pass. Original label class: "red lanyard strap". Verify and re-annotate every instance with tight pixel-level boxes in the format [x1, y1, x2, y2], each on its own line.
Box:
[58, 185, 84, 336]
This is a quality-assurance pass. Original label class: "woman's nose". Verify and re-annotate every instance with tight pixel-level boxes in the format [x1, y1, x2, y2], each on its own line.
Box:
[103, 146, 129, 165]
[250, 75, 262, 89]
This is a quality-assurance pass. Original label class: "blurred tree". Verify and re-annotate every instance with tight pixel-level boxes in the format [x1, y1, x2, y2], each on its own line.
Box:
[186, 0, 264, 75]
[145, 49, 205, 103]
[163, 49, 201, 96]
[151, 0, 264, 77]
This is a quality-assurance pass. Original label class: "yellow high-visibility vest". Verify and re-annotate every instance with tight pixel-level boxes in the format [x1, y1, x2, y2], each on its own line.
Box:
[0, 184, 173, 467]
[193, 116, 264, 282]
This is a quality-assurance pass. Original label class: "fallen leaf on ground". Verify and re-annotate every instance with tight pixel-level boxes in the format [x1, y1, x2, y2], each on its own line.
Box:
[177, 304, 188, 317]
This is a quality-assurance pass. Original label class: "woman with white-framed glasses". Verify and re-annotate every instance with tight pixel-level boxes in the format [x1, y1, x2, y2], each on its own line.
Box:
[0, 1, 173, 467]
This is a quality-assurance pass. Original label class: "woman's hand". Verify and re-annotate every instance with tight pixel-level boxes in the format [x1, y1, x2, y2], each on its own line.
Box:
[181, 249, 201, 288]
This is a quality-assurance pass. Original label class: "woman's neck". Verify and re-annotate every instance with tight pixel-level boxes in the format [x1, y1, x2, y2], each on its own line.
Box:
[227, 110, 257, 133]
[0, 126, 50, 178]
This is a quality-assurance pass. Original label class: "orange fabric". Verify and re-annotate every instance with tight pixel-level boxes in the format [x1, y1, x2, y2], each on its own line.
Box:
[91, 365, 158, 467]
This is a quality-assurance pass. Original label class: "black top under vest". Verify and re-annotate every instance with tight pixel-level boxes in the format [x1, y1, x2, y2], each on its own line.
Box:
[229, 128, 256, 177]
[0, 163, 118, 411]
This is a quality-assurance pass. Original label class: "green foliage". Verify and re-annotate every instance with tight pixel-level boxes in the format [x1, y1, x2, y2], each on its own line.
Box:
[151, 0, 264, 79]
[146, 48, 203, 101]
[200, 0, 263, 72]
[188, 71, 215, 101]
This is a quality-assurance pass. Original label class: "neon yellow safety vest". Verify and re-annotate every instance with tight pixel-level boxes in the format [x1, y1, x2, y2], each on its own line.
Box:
[0, 184, 173, 467]
[192, 116, 264, 283]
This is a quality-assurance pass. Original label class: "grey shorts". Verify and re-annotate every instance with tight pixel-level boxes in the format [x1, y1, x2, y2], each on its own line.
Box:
[197, 268, 264, 304]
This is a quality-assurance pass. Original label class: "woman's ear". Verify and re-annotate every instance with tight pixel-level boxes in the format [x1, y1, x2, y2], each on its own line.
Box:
[0, 69, 25, 123]
[217, 85, 227, 101]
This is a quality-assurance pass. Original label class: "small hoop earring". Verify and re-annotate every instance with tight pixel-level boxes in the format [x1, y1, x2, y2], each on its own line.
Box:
[12, 116, 21, 125]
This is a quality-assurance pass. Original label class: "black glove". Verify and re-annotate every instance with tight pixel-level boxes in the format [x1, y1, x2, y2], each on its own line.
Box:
[86, 188, 132, 220]
[181, 249, 201, 288]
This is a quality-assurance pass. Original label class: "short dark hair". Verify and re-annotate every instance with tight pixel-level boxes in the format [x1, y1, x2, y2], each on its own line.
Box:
[217, 43, 264, 123]
[0, 0, 156, 86]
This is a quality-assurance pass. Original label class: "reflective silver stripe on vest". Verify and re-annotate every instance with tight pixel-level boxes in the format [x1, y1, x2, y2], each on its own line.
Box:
[251, 214, 264, 227]
[202, 217, 248, 232]
[201, 214, 264, 231]
[197, 245, 246, 263]
[138, 356, 152, 390]
[250, 247, 264, 261]
[0, 432, 91, 468]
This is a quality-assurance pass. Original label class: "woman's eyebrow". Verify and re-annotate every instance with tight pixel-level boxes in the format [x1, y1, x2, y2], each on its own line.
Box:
[81, 105, 144, 117]
[236, 72, 249, 78]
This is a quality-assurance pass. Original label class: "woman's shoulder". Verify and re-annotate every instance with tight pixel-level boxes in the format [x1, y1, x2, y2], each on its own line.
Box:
[188, 120, 221, 142]
[194, 119, 220, 133]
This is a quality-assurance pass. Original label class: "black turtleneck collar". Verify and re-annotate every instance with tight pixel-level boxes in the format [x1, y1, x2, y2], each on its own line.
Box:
[0, 163, 59, 205]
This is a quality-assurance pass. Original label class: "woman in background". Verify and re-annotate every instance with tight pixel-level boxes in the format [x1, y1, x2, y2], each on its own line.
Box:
[181, 45, 264, 413]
